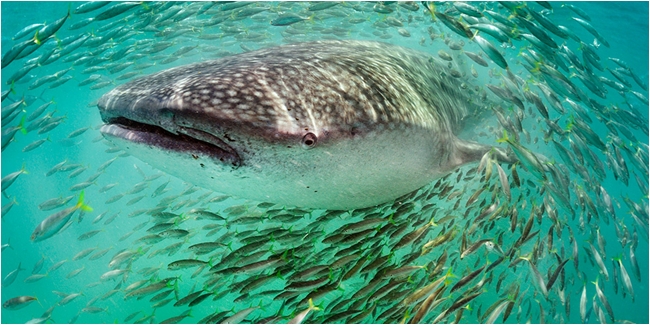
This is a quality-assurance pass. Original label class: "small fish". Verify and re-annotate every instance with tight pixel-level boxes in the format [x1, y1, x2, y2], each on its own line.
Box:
[12, 23, 44, 41]
[588, 243, 609, 281]
[473, 34, 508, 69]
[271, 13, 309, 26]
[188, 293, 212, 307]
[523, 255, 548, 298]
[2, 296, 37, 310]
[47, 259, 67, 273]
[469, 23, 510, 43]
[78, 229, 102, 241]
[1, 238, 12, 251]
[572, 17, 609, 47]
[614, 256, 635, 301]
[34, 8, 70, 45]
[94, 2, 140, 21]
[435, 12, 473, 39]
[73, 1, 110, 14]
[82, 306, 108, 314]
[161, 309, 192, 324]
[464, 51, 488, 67]
[24, 273, 48, 283]
[438, 49, 453, 61]
[100, 268, 129, 281]
[66, 266, 85, 279]
[460, 239, 492, 259]
[593, 277, 615, 322]
[168, 259, 207, 270]
[2, 164, 28, 192]
[2, 262, 25, 288]
[59, 292, 83, 306]
[450, 265, 485, 292]
[31, 255, 45, 274]
[98, 183, 118, 194]
[485, 299, 510, 324]
[177, 290, 208, 308]
[546, 258, 570, 291]
[67, 126, 90, 138]
[222, 306, 261, 324]
[494, 162, 511, 200]
[31, 191, 93, 242]
[394, 218, 435, 249]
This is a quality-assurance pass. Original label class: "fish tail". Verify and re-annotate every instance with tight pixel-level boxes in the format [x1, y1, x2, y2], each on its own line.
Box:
[256, 299, 266, 312]
[565, 115, 575, 132]
[443, 267, 456, 285]
[33, 30, 41, 45]
[387, 213, 396, 225]
[280, 249, 290, 262]
[308, 298, 320, 311]
[18, 114, 27, 135]
[496, 129, 510, 144]
[427, 2, 437, 21]
[19, 162, 28, 175]
[429, 216, 437, 227]
[75, 190, 93, 212]
[401, 307, 410, 324]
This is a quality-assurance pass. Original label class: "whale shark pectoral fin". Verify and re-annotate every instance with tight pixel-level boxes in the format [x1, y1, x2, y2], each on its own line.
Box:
[452, 138, 516, 169]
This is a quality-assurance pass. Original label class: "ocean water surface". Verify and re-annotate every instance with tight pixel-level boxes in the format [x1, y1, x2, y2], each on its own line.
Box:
[1, 1, 648, 324]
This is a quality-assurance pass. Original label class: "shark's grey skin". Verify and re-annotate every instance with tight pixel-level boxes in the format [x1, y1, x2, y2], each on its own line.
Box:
[98, 40, 506, 210]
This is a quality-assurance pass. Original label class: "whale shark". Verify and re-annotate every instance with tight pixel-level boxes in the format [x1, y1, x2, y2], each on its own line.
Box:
[98, 40, 509, 210]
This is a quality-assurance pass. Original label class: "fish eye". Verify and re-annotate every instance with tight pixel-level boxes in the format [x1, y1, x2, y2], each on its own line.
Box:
[301, 132, 317, 149]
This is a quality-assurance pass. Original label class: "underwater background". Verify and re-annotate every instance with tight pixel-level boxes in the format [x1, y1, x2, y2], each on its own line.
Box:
[1, 1, 648, 324]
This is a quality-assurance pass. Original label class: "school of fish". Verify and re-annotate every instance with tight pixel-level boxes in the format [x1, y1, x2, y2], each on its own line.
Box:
[1, 1, 648, 324]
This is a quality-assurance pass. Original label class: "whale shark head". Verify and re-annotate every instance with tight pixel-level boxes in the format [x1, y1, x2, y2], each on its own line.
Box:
[98, 40, 499, 210]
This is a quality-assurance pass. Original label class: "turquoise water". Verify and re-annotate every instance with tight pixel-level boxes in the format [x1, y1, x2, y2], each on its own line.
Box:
[1, 1, 648, 324]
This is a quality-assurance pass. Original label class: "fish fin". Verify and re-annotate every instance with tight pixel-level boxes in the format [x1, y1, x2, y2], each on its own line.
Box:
[308, 298, 320, 311]
[387, 213, 396, 225]
[75, 190, 93, 212]
[33, 30, 41, 45]
[18, 114, 27, 134]
[496, 130, 510, 144]
[400, 307, 410, 324]
[19, 162, 28, 175]
[453, 138, 515, 171]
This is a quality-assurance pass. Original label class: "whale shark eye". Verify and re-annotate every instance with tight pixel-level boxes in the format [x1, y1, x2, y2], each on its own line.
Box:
[301, 132, 317, 149]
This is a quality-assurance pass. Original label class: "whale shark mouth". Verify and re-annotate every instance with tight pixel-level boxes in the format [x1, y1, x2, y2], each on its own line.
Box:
[101, 117, 241, 167]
